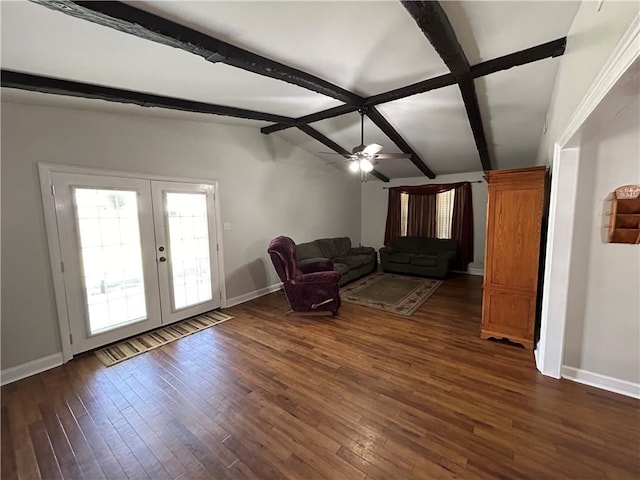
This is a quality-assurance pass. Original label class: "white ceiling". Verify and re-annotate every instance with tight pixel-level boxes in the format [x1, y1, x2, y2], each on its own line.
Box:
[1, 0, 580, 180]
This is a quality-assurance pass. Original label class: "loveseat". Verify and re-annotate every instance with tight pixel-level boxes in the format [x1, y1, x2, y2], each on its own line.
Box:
[296, 237, 376, 286]
[379, 236, 457, 279]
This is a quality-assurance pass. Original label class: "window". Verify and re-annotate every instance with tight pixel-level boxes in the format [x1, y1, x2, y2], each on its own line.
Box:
[435, 189, 455, 239]
[399, 189, 455, 239]
[400, 192, 409, 236]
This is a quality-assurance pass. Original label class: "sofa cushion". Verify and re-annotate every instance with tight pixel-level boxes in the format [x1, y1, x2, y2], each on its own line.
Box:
[386, 253, 413, 264]
[333, 262, 350, 277]
[334, 254, 372, 269]
[334, 237, 351, 256]
[296, 241, 324, 261]
[316, 237, 352, 258]
[412, 255, 438, 267]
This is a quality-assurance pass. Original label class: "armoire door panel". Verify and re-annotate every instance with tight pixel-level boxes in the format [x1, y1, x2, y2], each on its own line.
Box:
[482, 288, 535, 338]
[488, 187, 542, 289]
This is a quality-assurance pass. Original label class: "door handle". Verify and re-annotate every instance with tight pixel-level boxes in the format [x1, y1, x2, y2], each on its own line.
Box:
[159, 257, 167, 262]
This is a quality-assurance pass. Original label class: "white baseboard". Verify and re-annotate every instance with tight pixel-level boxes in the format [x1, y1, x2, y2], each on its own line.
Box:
[561, 366, 640, 399]
[0, 285, 283, 385]
[225, 283, 282, 308]
[1, 352, 64, 386]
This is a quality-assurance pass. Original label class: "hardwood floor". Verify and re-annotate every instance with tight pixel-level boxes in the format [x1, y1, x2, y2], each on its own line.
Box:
[2, 274, 639, 479]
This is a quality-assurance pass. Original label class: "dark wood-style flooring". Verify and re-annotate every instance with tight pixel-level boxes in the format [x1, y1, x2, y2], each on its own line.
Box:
[2, 274, 639, 479]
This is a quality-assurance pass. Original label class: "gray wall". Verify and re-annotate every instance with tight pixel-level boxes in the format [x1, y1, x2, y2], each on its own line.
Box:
[360, 171, 488, 273]
[537, 0, 639, 166]
[564, 95, 640, 384]
[1, 101, 361, 369]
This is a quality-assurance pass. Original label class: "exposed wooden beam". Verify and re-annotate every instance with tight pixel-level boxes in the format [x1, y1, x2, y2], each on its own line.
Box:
[363, 73, 457, 107]
[297, 125, 351, 157]
[27, 0, 438, 178]
[365, 107, 435, 179]
[401, 0, 492, 170]
[458, 80, 491, 171]
[32, 0, 362, 105]
[297, 125, 390, 183]
[470, 37, 567, 79]
[401, 1, 469, 76]
[262, 37, 567, 133]
[261, 104, 360, 135]
[1, 70, 296, 124]
[262, 75, 456, 134]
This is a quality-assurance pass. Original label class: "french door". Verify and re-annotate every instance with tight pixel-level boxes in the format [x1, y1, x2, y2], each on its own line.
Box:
[51, 172, 221, 354]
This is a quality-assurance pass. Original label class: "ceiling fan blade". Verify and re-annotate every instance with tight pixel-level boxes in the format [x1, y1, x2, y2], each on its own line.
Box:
[372, 153, 412, 160]
[352, 144, 366, 154]
[362, 143, 383, 155]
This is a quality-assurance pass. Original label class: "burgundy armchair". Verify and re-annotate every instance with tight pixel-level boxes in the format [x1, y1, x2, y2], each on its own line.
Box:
[268, 236, 341, 316]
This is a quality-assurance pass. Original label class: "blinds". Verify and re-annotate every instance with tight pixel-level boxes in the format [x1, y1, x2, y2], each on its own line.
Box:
[436, 189, 455, 239]
[399, 190, 455, 239]
[400, 193, 409, 236]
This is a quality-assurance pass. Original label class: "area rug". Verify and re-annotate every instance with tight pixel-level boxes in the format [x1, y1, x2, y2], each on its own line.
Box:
[341, 272, 442, 316]
[95, 310, 233, 367]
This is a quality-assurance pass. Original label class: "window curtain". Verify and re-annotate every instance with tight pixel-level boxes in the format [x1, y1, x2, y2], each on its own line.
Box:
[383, 182, 474, 269]
[383, 188, 403, 246]
[407, 194, 437, 237]
[451, 182, 474, 269]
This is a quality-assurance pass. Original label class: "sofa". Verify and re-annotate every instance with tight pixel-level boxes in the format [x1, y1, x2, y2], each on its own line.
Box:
[296, 237, 377, 286]
[379, 236, 457, 279]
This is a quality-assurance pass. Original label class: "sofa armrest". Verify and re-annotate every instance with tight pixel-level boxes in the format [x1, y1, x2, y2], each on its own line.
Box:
[348, 246, 375, 255]
[437, 251, 457, 266]
[295, 270, 341, 285]
[299, 257, 334, 273]
[379, 247, 396, 256]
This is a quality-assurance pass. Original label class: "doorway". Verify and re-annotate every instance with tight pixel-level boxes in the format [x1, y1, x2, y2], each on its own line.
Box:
[40, 165, 225, 357]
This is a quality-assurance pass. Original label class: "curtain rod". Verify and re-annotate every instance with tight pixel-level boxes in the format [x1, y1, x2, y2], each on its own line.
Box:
[382, 180, 484, 189]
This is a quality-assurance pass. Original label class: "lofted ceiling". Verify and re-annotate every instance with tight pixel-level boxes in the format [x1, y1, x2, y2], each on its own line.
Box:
[1, 0, 580, 180]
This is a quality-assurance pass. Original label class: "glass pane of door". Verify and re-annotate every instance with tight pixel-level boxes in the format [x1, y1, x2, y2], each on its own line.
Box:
[165, 192, 212, 309]
[74, 188, 147, 334]
[152, 180, 221, 324]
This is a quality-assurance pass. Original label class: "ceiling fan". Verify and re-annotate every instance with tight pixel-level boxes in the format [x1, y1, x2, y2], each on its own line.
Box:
[320, 108, 411, 178]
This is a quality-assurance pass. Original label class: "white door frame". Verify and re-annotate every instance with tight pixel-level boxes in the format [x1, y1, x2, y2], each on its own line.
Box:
[536, 15, 639, 377]
[38, 162, 227, 363]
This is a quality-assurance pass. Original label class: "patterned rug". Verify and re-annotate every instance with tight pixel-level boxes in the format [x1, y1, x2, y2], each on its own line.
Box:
[95, 310, 233, 367]
[341, 272, 442, 316]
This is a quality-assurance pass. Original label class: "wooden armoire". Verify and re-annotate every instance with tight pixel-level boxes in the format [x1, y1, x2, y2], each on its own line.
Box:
[481, 166, 548, 349]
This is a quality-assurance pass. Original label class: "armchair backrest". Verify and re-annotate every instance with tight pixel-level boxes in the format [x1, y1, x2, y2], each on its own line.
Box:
[268, 236, 299, 282]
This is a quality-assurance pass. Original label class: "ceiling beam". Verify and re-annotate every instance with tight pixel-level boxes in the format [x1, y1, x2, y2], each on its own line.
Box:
[297, 125, 390, 182]
[1, 70, 296, 124]
[366, 107, 435, 179]
[32, 0, 362, 105]
[261, 74, 456, 135]
[401, 0, 492, 170]
[363, 73, 457, 107]
[261, 36, 566, 133]
[401, 1, 468, 76]
[26, 0, 438, 178]
[470, 37, 566, 79]
[261, 104, 360, 135]
[458, 80, 491, 171]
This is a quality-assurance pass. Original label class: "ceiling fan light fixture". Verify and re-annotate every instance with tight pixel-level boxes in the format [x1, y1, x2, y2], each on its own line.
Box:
[359, 159, 374, 173]
[349, 160, 360, 173]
